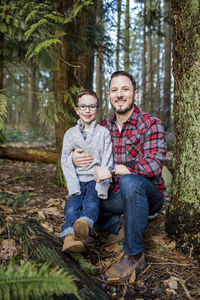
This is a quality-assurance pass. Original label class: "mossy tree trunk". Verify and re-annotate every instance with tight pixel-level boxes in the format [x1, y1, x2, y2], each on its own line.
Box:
[165, 0, 200, 261]
[53, 1, 96, 186]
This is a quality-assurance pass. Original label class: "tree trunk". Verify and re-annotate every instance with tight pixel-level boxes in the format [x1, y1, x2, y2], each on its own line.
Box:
[146, 0, 153, 113]
[0, 33, 3, 90]
[0, 145, 56, 164]
[154, 0, 161, 118]
[116, 0, 122, 70]
[165, 0, 200, 262]
[53, 1, 96, 186]
[141, 1, 147, 111]
[6, 218, 111, 300]
[95, 0, 104, 123]
[124, 0, 130, 72]
[162, 0, 172, 130]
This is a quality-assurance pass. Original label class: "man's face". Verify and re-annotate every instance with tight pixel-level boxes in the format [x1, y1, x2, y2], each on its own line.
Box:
[108, 75, 138, 115]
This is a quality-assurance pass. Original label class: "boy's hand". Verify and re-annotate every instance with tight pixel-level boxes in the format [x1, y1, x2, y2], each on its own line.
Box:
[72, 148, 93, 167]
[94, 166, 112, 183]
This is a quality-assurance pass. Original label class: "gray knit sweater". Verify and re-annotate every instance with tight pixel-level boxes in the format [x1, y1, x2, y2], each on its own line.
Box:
[61, 119, 113, 199]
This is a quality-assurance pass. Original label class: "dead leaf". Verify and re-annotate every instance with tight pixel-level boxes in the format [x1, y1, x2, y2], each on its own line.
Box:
[151, 235, 166, 245]
[166, 287, 177, 296]
[129, 270, 136, 283]
[0, 239, 18, 259]
[163, 277, 178, 289]
[107, 277, 122, 284]
[0, 205, 13, 213]
[41, 222, 54, 233]
[46, 198, 62, 208]
[38, 211, 46, 219]
[168, 240, 176, 250]
[42, 207, 60, 216]
[104, 244, 121, 253]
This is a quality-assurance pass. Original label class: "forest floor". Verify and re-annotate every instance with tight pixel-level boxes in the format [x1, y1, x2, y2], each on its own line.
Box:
[0, 156, 200, 299]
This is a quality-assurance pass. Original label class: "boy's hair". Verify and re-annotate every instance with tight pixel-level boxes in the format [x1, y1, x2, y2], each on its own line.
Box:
[109, 71, 137, 92]
[76, 90, 99, 107]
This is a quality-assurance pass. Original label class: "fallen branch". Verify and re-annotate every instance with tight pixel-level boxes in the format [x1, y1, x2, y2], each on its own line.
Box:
[0, 146, 56, 164]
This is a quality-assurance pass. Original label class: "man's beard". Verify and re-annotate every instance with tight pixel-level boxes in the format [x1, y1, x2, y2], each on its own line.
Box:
[111, 98, 134, 115]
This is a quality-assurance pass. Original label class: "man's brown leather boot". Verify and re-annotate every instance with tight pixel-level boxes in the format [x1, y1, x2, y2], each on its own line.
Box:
[104, 251, 146, 281]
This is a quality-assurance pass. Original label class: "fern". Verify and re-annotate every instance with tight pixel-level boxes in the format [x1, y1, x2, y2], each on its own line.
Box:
[0, 93, 7, 131]
[0, 261, 81, 300]
[25, 19, 49, 41]
[27, 39, 62, 59]
[37, 94, 57, 126]
[37, 86, 80, 126]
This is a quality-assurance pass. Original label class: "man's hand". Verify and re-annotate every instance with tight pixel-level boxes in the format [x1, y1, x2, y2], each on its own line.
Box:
[94, 166, 112, 183]
[72, 148, 93, 167]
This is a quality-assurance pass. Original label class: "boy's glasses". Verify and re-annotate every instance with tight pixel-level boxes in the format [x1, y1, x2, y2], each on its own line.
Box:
[77, 104, 98, 111]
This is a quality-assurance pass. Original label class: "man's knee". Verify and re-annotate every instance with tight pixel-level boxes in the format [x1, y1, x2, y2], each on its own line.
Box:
[119, 174, 143, 191]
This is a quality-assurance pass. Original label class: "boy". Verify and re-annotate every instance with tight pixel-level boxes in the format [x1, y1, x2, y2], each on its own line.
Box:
[61, 90, 113, 252]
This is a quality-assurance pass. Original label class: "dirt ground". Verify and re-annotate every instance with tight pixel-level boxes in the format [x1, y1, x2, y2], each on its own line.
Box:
[0, 158, 200, 299]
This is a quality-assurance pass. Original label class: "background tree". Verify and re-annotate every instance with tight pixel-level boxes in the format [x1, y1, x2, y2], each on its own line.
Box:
[162, 0, 172, 130]
[166, 0, 200, 261]
[124, 0, 130, 72]
[116, 0, 122, 70]
[52, 1, 96, 185]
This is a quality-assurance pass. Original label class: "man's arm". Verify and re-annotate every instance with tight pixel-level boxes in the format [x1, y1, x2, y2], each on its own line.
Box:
[72, 148, 94, 167]
[94, 164, 131, 182]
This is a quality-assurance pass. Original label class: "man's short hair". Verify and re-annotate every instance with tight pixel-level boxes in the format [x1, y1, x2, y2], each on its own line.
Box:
[109, 71, 137, 91]
[76, 90, 99, 107]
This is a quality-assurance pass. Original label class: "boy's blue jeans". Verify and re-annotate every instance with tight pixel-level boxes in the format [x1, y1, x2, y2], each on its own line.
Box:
[60, 180, 100, 238]
[97, 174, 164, 256]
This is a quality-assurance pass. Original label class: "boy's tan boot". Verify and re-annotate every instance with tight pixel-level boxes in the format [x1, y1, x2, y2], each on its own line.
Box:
[73, 218, 90, 242]
[62, 234, 85, 252]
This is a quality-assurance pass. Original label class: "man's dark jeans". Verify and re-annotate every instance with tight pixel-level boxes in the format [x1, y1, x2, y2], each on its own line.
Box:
[97, 174, 164, 256]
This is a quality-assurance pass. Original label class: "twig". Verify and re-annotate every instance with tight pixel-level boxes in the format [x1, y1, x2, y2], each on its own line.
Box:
[147, 262, 198, 267]
[2, 175, 27, 184]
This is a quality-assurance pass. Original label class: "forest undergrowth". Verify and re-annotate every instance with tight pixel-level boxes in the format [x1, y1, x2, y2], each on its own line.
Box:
[0, 153, 200, 299]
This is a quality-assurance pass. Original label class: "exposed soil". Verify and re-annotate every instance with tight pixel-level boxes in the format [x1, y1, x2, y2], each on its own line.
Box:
[0, 158, 200, 299]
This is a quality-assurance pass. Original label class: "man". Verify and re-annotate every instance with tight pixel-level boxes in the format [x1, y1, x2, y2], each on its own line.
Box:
[73, 71, 167, 281]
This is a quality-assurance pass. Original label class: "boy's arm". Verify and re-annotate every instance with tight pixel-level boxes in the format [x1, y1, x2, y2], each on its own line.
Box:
[61, 132, 81, 196]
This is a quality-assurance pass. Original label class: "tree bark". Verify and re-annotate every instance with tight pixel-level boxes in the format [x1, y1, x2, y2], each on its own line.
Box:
[7, 218, 111, 300]
[146, 0, 153, 113]
[162, 0, 172, 130]
[166, 0, 200, 262]
[154, 0, 161, 118]
[53, 1, 96, 186]
[0, 145, 56, 164]
[124, 0, 130, 72]
[141, 1, 147, 111]
[116, 0, 122, 70]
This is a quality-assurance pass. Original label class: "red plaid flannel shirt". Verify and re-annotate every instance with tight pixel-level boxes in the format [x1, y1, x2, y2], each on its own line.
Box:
[101, 105, 167, 197]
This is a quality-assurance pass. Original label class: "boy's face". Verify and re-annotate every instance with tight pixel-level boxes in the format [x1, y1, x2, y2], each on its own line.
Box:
[74, 94, 100, 128]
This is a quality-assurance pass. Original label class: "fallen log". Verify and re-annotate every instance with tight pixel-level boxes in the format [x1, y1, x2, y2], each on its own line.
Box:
[7, 218, 111, 300]
[0, 145, 57, 164]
